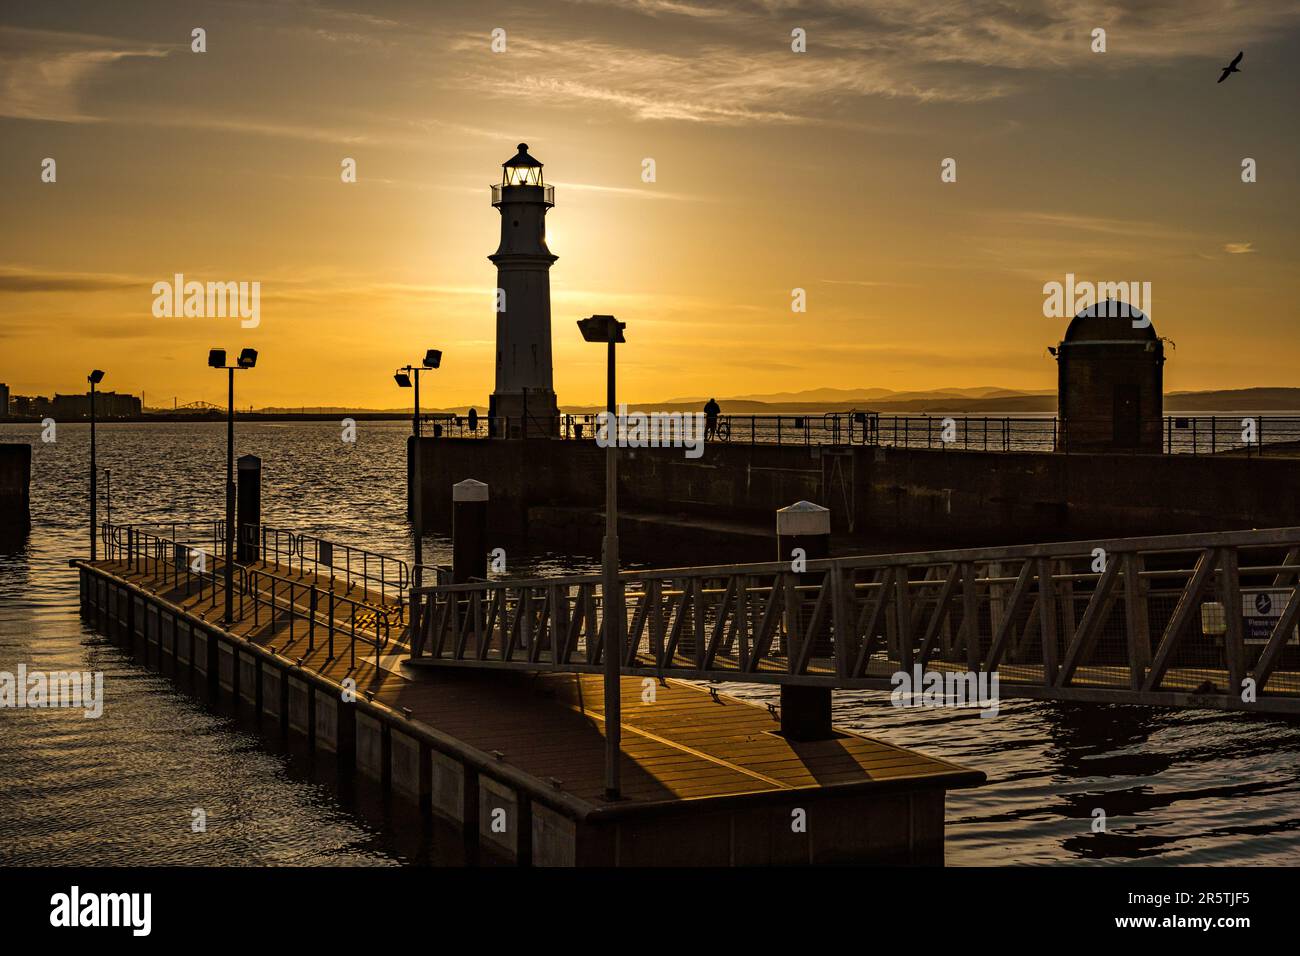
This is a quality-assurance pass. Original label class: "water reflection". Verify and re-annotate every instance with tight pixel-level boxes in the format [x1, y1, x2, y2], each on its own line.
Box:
[2, 421, 1299, 866]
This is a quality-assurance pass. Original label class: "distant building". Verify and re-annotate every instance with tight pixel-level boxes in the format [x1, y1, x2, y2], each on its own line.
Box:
[1054, 301, 1164, 453]
[10, 395, 52, 418]
[52, 391, 142, 420]
[0, 383, 8, 418]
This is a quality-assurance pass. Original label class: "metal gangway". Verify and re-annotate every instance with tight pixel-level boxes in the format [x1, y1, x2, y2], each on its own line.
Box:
[408, 526, 1300, 714]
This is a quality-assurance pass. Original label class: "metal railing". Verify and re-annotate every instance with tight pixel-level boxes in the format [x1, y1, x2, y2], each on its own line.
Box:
[98, 523, 397, 671]
[254, 524, 410, 617]
[409, 525, 1300, 712]
[107, 519, 421, 621]
[490, 183, 554, 206]
[103, 519, 225, 559]
[418, 412, 1300, 456]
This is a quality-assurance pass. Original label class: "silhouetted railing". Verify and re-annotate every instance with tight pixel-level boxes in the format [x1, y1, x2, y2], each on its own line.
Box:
[98, 523, 396, 670]
[255, 524, 410, 618]
[420, 412, 1300, 456]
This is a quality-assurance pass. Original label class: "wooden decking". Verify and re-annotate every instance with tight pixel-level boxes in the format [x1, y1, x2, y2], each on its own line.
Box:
[89, 558, 982, 810]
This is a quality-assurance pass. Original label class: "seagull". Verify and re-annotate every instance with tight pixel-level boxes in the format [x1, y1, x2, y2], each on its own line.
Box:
[1217, 51, 1243, 83]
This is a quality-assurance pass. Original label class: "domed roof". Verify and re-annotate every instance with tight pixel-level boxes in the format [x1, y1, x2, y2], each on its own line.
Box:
[1063, 300, 1157, 343]
[502, 143, 542, 168]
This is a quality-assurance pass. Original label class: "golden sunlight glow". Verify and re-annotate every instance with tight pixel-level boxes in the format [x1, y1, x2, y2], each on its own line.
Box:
[0, 3, 1295, 410]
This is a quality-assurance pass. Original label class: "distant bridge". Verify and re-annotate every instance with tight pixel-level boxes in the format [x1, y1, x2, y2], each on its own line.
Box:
[408, 526, 1300, 714]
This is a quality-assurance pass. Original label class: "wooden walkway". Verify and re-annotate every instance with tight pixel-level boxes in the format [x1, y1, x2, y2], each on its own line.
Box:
[89, 558, 981, 808]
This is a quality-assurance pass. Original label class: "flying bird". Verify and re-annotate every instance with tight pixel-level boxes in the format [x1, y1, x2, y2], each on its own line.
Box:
[1217, 51, 1243, 83]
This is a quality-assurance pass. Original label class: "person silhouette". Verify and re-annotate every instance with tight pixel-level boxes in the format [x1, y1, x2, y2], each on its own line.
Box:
[467, 406, 478, 432]
[703, 397, 721, 440]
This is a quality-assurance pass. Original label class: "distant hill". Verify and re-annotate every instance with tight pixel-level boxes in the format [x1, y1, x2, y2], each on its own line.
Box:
[1164, 388, 1300, 411]
[561, 386, 1300, 415]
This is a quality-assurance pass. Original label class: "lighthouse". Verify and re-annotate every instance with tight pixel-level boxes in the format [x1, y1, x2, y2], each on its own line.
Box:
[489, 143, 559, 438]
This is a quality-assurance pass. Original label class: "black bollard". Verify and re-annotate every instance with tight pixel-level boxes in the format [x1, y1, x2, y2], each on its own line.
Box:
[236, 454, 261, 562]
[0, 444, 32, 533]
[452, 479, 488, 584]
[405, 435, 415, 519]
[776, 500, 833, 741]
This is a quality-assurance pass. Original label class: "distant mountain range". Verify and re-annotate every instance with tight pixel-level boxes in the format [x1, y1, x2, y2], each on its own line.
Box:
[562, 386, 1300, 415]
[143, 386, 1300, 418]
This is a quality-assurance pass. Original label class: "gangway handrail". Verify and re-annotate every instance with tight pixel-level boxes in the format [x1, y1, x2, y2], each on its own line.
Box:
[412, 525, 1300, 596]
[406, 524, 1300, 713]
[98, 523, 395, 671]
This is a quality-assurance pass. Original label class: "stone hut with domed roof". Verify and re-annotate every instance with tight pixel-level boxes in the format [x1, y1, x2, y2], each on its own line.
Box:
[1053, 300, 1164, 453]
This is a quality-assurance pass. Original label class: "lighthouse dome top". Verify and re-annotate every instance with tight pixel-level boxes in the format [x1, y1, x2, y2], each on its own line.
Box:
[504, 143, 542, 168]
[501, 143, 544, 186]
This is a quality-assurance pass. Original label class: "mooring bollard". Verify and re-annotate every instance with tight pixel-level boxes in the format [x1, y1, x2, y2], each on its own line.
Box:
[776, 500, 834, 741]
[0, 443, 32, 534]
[452, 479, 489, 584]
[236, 454, 261, 563]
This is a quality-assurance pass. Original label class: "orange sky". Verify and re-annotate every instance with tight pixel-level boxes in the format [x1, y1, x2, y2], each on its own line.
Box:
[2, 0, 1298, 408]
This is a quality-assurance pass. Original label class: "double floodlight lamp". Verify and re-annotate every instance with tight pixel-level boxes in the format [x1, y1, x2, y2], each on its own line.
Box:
[395, 349, 442, 387]
[207, 348, 258, 369]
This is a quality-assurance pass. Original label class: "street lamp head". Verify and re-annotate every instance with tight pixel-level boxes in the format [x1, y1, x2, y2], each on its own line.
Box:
[577, 315, 625, 344]
[394, 371, 412, 388]
[237, 348, 258, 369]
[423, 349, 442, 369]
[87, 369, 105, 385]
[208, 349, 226, 369]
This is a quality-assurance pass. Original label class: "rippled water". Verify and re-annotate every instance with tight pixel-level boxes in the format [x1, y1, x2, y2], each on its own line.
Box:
[2, 421, 1298, 865]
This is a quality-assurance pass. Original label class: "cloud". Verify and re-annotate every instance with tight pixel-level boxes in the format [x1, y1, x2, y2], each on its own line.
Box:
[1223, 242, 1255, 254]
[450, 32, 1009, 127]
[0, 266, 141, 293]
[0, 27, 169, 122]
[556, 181, 705, 201]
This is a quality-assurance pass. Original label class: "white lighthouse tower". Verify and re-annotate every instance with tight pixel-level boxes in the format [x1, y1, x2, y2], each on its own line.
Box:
[489, 143, 559, 438]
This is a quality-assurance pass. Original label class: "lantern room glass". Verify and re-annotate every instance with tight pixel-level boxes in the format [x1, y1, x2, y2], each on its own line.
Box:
[503, 164, 542, 187]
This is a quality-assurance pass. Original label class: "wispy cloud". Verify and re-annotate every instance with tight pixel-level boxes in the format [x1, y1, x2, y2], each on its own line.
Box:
[0, 27, 170, 122]
[0, 266, 142, 293]
[556, 181, 705, 201]
[1224, 242, 1255, 254]
[450, 32, 1009, 126]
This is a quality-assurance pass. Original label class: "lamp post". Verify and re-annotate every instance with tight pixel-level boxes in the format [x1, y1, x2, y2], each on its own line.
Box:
[578, 314, 626, 800]
[88, 369, 104, 559]
[395, 349, 442, 583]
[208, 347, 258, 624]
